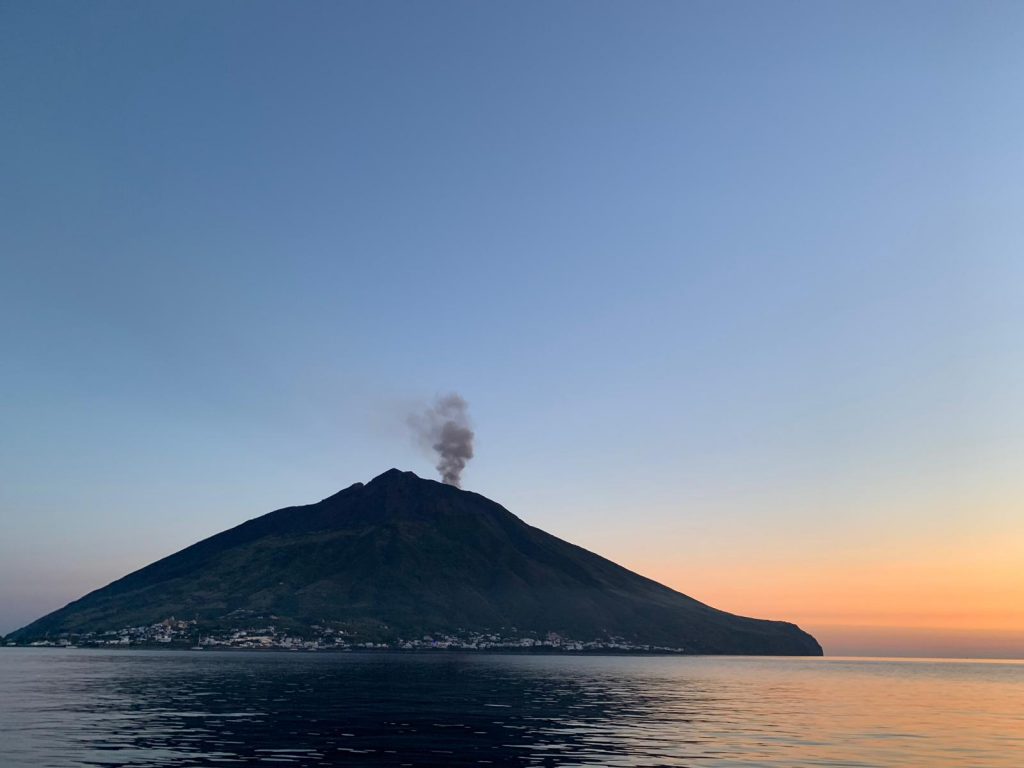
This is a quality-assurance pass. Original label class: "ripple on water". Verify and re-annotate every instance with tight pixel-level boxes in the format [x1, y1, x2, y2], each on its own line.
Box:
[0, 651, 1022, 767]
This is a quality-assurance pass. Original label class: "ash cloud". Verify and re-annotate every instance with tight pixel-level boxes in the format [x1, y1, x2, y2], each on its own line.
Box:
[409, 393, 475, 487]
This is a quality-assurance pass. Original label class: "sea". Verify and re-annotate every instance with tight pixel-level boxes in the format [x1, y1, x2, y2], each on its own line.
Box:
[0, 649, 1021, 767]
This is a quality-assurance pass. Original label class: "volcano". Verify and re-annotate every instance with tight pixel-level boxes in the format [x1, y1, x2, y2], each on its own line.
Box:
[9, 469, 821, 654]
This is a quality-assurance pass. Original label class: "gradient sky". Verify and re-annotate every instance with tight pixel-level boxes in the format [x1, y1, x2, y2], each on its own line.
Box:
[2, 1, 1022, 657]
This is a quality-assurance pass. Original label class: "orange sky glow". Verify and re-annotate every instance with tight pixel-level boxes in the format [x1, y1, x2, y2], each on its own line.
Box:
[593, 512, 1024, 658]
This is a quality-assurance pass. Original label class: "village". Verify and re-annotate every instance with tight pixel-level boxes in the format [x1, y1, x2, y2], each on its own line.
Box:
[13, 618, 687, 654]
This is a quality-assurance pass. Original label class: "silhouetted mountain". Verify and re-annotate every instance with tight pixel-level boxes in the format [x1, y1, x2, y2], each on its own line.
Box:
[10, 470, 821, 654]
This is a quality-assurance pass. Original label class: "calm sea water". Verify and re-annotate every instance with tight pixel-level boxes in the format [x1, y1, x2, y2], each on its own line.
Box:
[0, 649, 1021, 767]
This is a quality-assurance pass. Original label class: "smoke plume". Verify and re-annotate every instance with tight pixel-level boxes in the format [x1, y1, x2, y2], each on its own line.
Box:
[409, 393, 475, 487]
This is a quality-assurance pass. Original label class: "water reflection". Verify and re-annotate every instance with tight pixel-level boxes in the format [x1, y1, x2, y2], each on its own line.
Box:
[1, 650, 1022, 767]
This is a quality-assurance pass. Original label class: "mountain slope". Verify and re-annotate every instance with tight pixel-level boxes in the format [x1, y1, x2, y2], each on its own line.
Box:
[10, 470, 822, 654]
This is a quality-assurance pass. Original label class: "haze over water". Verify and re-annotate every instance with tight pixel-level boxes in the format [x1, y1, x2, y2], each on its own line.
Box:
[2, 649, 1021, 767]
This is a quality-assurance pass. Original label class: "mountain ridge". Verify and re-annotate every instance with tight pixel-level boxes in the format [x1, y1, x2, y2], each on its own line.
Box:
[9, 469, 822, 655]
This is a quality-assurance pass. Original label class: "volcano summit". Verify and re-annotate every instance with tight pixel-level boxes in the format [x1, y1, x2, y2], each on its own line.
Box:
[9, 470, 821, 655]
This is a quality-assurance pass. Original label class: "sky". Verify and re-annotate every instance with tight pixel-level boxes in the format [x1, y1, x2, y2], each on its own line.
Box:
[2, 1, 1022, 657]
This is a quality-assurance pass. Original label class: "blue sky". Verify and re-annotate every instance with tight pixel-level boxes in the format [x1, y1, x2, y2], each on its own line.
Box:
[2, 2, 1023, 654]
